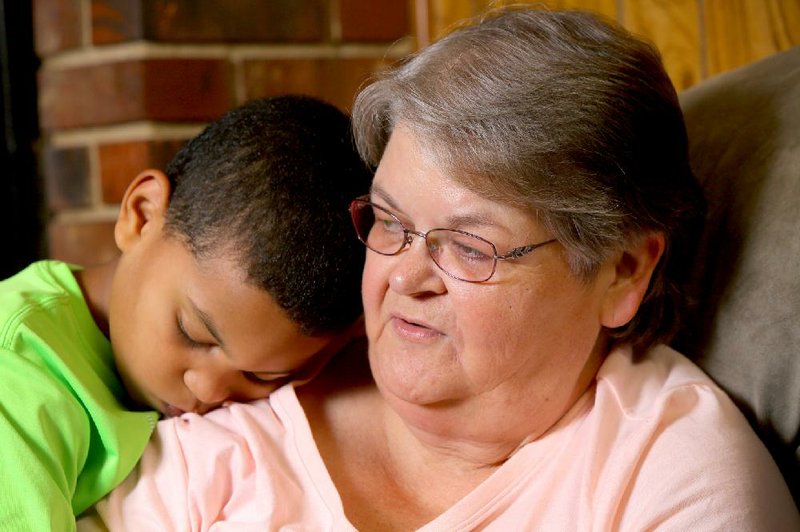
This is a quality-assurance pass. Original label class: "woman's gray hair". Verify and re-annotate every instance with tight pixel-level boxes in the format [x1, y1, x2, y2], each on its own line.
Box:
[352, 6, 705, 352]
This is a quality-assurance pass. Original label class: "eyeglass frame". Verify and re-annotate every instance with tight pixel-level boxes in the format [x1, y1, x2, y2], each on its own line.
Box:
[349, 195, 558, 283]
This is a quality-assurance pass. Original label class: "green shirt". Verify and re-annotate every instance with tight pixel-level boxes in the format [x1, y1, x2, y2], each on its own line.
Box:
[0, 261, 158, 531]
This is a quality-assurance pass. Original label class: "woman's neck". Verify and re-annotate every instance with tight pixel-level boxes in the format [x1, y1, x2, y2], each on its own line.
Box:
[299, 352, 497, 529]
[299, 339, 602, 529]
[304, 331, 603, 464]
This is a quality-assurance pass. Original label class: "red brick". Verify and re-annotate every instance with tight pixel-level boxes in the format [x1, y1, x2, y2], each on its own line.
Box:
[340, 0, 410, 42]
[141, 60, 234, 120]
[39, 62, 138, 130]
[43, 146, 91, 210]
[38, 59, 234, 129]
[48, 219, 119, 266]
[92, 0, 327, 44]
[34, 0, 83, 56]
[242, 57, 392, 112]
[91, 0, 143, 45]
[98, 139, 187, 203]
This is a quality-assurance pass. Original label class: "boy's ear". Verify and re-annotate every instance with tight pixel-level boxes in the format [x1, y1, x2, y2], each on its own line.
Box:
[599, 232, 665, 329]
[114, 170, 172, 252]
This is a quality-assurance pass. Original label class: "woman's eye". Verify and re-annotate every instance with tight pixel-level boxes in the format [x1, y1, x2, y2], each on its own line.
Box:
[452, 240, 492, 262]
[376, 215, 404, 234]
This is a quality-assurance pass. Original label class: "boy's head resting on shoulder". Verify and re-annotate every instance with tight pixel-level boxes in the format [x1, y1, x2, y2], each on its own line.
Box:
[100, 95, 372, 418]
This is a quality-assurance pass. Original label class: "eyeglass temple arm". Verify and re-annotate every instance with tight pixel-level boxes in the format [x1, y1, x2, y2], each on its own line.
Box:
[497, 238, 558, 261]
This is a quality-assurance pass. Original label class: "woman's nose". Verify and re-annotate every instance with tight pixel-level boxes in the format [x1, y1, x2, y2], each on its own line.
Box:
[388, 235, 445, 295]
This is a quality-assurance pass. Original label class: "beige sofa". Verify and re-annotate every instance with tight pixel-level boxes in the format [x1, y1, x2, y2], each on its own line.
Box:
[676, 46, 800, 504]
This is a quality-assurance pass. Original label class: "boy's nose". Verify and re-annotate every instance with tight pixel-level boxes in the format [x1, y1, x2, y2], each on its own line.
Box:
[184, 365, 237, 406]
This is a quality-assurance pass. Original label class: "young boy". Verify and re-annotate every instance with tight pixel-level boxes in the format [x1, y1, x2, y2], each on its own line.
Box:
[0, 95, 372, 529]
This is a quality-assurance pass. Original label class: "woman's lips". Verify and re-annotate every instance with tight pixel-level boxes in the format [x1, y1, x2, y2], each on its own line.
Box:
[391, 315, 443, 341]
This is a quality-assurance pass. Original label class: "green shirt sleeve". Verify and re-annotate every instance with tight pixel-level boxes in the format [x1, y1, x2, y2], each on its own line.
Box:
[0, 261, 158, 531]
[0, 348, 87, 532]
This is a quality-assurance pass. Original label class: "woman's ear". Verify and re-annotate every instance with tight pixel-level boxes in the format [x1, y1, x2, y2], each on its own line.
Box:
[599, 232, 665, 329]
[114, 170, 172, 252]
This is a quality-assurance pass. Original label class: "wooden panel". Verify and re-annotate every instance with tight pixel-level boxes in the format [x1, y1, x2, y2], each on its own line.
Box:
[624, 0, 702, 91]
[426, 0, 484, 42]
[424, 0, 616, 43]
[526, 0, 616, 18]
[704, 0, 800, 76]
[415, 0, 799, 88]
[765, 0, 800, 47]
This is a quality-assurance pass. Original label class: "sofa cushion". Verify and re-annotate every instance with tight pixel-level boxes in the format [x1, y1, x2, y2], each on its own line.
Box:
[677, 46, 800, 502]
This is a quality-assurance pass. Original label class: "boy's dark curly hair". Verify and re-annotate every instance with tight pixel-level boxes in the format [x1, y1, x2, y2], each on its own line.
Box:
[164, 95, 372, 334]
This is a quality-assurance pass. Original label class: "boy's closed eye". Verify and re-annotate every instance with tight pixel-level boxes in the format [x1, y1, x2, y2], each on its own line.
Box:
[243, 370, 292, 386]
[177, 314, 296, 387]
[176, 315, 213, 349]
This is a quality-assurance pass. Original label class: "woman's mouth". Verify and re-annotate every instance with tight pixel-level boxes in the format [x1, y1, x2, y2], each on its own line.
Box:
[391, 316, 442, 341]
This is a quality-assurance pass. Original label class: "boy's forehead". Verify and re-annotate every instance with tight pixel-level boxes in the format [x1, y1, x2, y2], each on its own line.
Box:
[182, 265, 327, 369]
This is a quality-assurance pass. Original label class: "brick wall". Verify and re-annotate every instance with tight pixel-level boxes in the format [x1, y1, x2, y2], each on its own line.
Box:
[35, 0, 412, 266]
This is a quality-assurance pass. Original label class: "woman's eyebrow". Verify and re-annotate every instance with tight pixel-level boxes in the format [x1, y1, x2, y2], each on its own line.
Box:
[368, 184, 398, 209]
[444, 212, 497, 229]
[371, 184, 496, 227]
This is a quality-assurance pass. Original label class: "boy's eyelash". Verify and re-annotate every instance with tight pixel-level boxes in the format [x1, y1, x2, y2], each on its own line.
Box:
[176, 317, 288, 386]
[177, 317, 205, 348]
[243, 372, 289, 386]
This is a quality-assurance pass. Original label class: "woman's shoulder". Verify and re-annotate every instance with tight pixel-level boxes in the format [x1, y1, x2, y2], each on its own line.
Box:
[595, 343, 725, 418]
[551, 343, 799, 529]
[92, 388, 349, 529]
[590, 343, 784, 494]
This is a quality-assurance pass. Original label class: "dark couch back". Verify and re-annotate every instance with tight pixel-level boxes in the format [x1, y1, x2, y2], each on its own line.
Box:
[676, 46, 800, 504]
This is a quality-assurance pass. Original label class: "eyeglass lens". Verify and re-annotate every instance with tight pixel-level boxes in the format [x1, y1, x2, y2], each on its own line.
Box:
[350, 199, 498, 282]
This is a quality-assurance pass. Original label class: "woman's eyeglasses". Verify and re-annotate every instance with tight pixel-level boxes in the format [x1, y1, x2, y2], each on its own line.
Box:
[349, 196, 557, 283]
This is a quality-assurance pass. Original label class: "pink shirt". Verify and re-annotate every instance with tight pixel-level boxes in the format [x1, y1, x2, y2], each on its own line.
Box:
[87, 345, 798, 531]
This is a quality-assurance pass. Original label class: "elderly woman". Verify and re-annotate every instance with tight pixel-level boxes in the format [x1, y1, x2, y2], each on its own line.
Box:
[87, 7, 797, 530]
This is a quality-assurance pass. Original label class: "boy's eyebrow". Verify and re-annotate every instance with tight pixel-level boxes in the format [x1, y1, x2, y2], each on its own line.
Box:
[189, 298, 226, 348]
